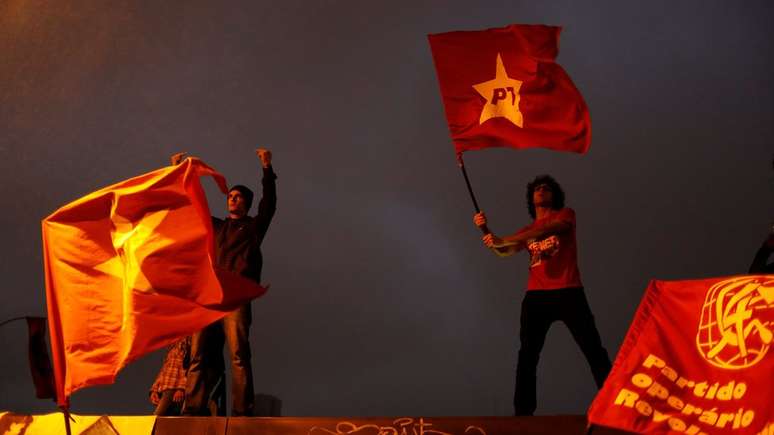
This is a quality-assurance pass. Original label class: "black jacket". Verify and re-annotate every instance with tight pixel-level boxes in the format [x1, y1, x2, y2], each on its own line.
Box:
[213, 166, 277, 283]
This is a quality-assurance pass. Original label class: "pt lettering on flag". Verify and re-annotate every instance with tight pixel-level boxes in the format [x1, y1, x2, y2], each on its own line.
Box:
[587, 276, 774, 434]
[428, 24, 591, 154]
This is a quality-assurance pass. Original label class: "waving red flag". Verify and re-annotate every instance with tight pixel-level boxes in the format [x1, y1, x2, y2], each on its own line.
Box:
[428, 24, 591, 154]
[42, 158, 267, 407]
[588, 276, 774, 434]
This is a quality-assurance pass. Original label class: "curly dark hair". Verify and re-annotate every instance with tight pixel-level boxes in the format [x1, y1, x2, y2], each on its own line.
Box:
[526, 174, 565, 219]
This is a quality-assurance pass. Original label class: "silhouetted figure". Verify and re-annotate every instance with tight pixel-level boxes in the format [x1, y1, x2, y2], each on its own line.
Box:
[749, 157, 774, 274]
[749, 233, 774, 273]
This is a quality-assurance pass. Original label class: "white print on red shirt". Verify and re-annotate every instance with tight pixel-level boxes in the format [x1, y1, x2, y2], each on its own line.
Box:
[527, 235, 560, 268]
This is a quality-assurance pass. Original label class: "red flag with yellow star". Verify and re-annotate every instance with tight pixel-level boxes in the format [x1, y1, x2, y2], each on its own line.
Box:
[42, 158, 267, 406]
[428, 24, 591, 154]
[588, 276, 774, 434]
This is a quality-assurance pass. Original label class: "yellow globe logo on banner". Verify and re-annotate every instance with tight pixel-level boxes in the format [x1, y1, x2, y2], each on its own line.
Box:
[696, 276, 774, 369]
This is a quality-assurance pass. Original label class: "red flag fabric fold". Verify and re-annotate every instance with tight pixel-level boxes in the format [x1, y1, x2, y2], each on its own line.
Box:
[588, 275, 774, 434]
[428, 24, 591, 154]
[42, 158, 266, 406]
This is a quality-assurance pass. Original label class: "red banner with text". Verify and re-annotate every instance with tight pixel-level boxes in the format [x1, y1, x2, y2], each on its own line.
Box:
[588, 276, 774, 434]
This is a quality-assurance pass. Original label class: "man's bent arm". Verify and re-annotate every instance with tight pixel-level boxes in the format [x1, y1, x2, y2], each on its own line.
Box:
[501, 220, 571, 247]
[491, 245, 518, 257]
[475, 212, 526, 255]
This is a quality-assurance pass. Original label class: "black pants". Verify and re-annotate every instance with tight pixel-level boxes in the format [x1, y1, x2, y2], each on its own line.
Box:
[513, 287, 612, 416]
[184, 304, 254, 416]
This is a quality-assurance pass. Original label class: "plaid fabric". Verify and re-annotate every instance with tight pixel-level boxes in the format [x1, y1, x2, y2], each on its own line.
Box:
[150, 336, 190, 393]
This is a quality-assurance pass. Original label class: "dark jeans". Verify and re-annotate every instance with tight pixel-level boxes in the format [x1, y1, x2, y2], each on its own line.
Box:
[513, 287, 612, 416]
[183, 304, 254, 416]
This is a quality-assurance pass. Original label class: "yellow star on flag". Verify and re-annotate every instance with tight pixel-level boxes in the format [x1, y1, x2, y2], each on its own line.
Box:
[94, 209, 170, 294]
[473, 53, 523, 127]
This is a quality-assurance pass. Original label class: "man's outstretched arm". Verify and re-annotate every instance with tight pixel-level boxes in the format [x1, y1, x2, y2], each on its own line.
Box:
[253, 148, 277, 242]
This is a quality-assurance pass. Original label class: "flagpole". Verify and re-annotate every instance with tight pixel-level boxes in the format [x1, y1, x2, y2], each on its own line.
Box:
[456, 152, 491, 235]
[61, 406, 73, 435]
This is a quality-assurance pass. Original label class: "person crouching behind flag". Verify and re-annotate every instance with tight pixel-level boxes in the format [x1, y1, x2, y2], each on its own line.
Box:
[474, 175, 612, 416]
[149, 335, 225, 415]
[149, 336, 190, 415]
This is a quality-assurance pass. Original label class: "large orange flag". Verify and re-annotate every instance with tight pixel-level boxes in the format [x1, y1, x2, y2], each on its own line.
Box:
[42, 158, 266, 406]
[588, 275, 773, 434]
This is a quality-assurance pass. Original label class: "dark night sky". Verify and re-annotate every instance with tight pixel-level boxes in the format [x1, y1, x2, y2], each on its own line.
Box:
[1, 0, 772, 417]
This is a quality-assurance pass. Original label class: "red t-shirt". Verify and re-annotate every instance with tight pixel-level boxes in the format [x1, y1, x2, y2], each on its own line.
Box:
[517, 207, 583, 290]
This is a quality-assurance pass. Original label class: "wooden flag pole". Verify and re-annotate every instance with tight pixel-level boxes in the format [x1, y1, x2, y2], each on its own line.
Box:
[456, 153, 491, 235]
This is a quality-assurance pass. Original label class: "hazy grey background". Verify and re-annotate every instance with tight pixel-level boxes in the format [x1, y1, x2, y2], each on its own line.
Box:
[1, 0, 772, 417]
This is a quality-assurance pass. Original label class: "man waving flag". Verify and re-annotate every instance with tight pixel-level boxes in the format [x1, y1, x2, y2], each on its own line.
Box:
[429, 24, 607, 417]
[428, 24, 591, 155]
